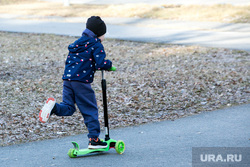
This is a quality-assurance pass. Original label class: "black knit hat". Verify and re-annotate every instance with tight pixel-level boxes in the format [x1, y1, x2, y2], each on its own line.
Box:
[86, 16, 106, 37]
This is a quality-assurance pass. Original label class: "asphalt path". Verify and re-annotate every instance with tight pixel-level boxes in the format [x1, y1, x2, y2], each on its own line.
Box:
[0, 104, 249, 167]
[1, 16, 250, 51]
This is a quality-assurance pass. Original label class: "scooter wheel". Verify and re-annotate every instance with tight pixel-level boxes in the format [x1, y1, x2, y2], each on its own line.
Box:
[115, 140, 125, 154]
[68, 148, 77, 158]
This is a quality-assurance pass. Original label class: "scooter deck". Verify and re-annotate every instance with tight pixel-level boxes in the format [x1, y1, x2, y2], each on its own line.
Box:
[68, 139, 118, 158]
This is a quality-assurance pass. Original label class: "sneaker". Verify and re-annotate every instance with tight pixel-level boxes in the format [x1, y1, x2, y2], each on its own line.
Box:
[39, 97, 56, 123]
[88, 138, 107, 149]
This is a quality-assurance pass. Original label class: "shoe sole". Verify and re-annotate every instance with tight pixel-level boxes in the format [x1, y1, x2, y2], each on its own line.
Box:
[39, 97, 55, 123]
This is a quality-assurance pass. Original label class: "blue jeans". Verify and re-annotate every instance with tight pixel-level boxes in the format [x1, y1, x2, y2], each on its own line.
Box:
[53, 80, 100, 138]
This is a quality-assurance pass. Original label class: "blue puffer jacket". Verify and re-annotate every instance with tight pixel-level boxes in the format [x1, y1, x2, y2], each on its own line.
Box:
[62, 30, 112, 83]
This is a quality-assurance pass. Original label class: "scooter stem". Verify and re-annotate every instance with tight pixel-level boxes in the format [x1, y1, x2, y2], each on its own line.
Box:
[101, 70, 110, 141]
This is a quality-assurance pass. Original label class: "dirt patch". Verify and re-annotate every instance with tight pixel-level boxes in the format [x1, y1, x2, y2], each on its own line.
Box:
[0, 31, 249, 146]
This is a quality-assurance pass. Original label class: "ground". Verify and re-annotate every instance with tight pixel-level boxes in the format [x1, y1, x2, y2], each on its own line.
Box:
[0, 32, 249, 146]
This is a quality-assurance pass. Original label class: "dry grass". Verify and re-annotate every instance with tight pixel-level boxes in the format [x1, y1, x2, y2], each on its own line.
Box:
[0, 32, 249, 146]
[145, 4, 250, 23]
[0, 0, 250, 23]
[0, 0, 30, 5]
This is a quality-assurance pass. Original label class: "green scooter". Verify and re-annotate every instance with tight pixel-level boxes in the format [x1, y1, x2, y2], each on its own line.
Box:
[68, 68, 125, 158]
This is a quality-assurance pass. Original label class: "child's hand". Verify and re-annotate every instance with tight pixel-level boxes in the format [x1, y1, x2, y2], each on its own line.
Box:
[108, 66, 116, 71]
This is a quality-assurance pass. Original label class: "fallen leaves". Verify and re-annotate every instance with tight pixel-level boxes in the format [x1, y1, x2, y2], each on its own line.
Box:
[0, 32, 249, 146]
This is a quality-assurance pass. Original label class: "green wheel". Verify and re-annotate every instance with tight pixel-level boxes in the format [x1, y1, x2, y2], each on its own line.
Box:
[115, 140, 125, 154]
[68, 148, 77, 158]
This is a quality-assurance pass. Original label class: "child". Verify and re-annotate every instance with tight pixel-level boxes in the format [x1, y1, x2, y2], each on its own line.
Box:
[39, 16, 113, 149]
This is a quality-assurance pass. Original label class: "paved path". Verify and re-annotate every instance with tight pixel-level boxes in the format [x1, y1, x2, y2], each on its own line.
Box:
[0, 104, 249, 167]
[1, 15, 250, 51]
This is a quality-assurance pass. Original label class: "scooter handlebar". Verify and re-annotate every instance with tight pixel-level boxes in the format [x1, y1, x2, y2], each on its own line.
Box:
[108, 66, 117, 71]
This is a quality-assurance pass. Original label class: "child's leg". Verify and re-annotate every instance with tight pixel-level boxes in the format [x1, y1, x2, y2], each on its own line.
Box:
[53, 80, 76, 116]
[71, 81, 100, 139]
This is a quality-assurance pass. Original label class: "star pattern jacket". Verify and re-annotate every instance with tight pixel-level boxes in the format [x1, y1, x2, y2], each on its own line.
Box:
[62, 35, 112, 83]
